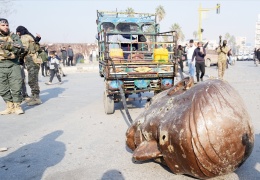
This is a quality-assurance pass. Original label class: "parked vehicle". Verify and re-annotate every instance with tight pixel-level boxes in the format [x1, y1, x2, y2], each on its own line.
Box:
[248, 53, 254, 61]
[205, 49, 218, 67]
[237, 54, 244, 61]
[97, 11, 178, 114]
[243, 54, 249, 60]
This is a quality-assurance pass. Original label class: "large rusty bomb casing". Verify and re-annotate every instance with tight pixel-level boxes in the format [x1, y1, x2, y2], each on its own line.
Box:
[126, 78, 254, 179]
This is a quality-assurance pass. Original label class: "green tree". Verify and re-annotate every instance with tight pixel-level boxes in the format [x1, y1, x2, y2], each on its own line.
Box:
[224, 33, 231, 41]
[170, 23, 185, 43]
[155, 5, 166, 23]
[224, 33, 236, 52]
[229, 35, 236, 53]
[193, 31, 198, 40]
[229, 35, 236, 46]
[125, 7, 135, 17]
[143, 24, 155, 33]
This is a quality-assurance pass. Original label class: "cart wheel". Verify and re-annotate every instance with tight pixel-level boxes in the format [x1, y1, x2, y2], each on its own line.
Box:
[103, 90, 115, 114]
[206, 59, 211, 67]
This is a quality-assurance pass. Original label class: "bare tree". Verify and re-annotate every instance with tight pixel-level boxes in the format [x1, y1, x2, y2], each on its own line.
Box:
[0, 0, 15, 18]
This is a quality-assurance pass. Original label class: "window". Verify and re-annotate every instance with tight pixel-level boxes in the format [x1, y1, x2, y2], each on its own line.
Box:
[116, 23, 139, 33]
[101, 22, 115, 31]
[141, 24, 154, 33]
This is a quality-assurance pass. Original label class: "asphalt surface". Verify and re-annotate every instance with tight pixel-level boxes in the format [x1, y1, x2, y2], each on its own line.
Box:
[0, 61, 259, 180]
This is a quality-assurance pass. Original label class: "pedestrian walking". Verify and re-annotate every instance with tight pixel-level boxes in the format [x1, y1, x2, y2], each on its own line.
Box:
[39, 47, 48, 77]
[67, 45, 74, 66]
[227, 49, 233, 66]
[185, 39, 196, 80]
[192, 42, 206, 83]
[177, 45, 185, 72]
[54, 52, 66, 77]
[60, 46, 67, 66]
[45, 51, 62, 85]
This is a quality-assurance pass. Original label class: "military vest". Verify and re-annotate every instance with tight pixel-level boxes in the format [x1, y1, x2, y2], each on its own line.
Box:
[20, 34, 40, 55]
[0, 32, 16, 60]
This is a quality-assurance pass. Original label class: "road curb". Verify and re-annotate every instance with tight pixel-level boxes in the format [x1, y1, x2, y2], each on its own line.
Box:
[62, 65, 99, 73]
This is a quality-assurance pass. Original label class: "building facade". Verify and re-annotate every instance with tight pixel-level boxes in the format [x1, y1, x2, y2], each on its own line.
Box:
[255, 14, 260, 48]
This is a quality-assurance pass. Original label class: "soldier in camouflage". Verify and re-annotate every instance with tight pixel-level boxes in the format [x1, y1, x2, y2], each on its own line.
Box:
[16, 26, 42, 106]
[0, 18, 24, 115]
[216, 40, 229, 80]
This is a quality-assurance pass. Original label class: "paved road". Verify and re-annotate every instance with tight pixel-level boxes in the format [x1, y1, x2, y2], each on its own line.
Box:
[0, 61, 259, 180]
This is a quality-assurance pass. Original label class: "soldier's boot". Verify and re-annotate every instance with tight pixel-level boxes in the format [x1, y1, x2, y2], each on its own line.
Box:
[0, 101, 14, 115]
[24, 96, 31, 102]
[24, 93, 34, 103]
[13, 103, 24, 115]
[23, 94, 31, 103]
[27, 94, 42, 106]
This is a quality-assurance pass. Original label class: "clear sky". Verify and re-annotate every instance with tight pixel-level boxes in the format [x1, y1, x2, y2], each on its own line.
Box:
[4, 0, 260, 44]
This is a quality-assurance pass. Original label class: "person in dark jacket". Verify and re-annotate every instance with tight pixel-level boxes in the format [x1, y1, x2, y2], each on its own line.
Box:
[192, 42, 206, 83]
[39, 47, 48, 76]
[60, 46, 67, 66]
[256, 48, 260, 61]
[67, 45, 74, 66]
[177, 45, 185, 72]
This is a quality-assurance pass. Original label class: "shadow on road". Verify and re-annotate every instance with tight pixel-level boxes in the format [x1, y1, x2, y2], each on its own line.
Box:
[101, 169, 125, 180]
[116, 92, 153, 128]
[0, 130, 66, 180]
[236, 133, 260, 179]
[40, 87, 66, 103]
[21, 87, 66, 111]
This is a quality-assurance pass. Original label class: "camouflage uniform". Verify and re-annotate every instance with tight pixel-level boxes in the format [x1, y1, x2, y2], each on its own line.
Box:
[0, 28, 24, 114]
[217, 45, 229, 80]
[20, 34, 42, 105]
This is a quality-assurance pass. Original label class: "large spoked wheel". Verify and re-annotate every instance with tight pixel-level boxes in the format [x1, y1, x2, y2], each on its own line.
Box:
[103, 90, 115, 114]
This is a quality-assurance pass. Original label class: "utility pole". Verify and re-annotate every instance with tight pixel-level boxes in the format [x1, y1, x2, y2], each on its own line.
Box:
[198, 3, 220, 41]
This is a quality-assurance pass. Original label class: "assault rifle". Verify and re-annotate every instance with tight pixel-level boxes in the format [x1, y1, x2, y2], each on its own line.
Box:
[219, 35, 222, 49]
[0, 39, 24, 50]
[0, 39, 25, 60]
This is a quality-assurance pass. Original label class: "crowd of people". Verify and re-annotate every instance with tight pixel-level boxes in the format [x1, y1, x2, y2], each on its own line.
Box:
[0, 16, 234, 115]
[0, 18, 74, 115]
[178, 38, 232, 83]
